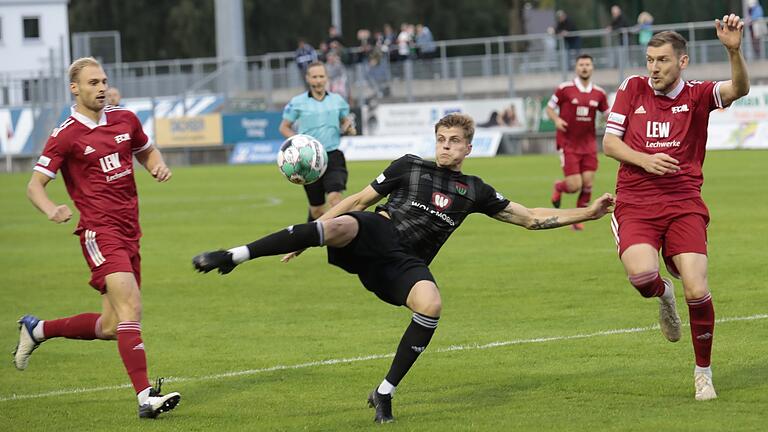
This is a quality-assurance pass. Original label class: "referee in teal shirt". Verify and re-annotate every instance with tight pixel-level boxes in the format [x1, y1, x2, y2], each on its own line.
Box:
[280, 61, 356, 221]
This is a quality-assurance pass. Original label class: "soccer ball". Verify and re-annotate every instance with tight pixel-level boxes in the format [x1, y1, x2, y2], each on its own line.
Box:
[276, 134, 328, 185]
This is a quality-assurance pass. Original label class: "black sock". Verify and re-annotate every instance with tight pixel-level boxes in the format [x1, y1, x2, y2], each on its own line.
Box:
[245, 222, 324, 258]
[384, 313, 439, 387]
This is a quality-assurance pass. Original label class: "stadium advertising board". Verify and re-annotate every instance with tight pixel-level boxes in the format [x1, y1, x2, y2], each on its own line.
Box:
[339, 130, 502, 161]
[222, 112, 283, 143]
[0, 107, 40, 154]
[229, 140, 284, 164]
[707, 85, 768, 149]
[155, 114, 223, 147]
[0, 95, 224, 155]
[363, 99, 527, 136]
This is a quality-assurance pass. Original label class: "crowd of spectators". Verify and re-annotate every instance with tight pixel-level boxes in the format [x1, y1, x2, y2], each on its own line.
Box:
[292, 3, 768, 101]
[293, 23, 438, 99]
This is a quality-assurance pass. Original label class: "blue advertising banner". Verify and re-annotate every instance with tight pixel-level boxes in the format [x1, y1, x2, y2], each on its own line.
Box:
[229, 141, 283, 164]
[222, 112, 283, 143]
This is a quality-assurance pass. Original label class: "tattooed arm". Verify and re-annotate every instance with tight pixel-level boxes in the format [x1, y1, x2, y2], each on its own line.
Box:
[492, 193, 615, 230]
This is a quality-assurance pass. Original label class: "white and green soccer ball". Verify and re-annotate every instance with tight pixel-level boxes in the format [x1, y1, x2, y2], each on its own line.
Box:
[276, 134, 328, 185]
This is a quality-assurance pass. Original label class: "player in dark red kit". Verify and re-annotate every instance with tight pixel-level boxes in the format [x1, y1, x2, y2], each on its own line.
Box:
[603, 15, 750, 400]
[546, 54, 609, 230]
[14, 57, 181, 418]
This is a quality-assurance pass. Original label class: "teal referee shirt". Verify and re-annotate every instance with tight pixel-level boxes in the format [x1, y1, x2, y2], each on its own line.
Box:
[282, 91, 350, 152]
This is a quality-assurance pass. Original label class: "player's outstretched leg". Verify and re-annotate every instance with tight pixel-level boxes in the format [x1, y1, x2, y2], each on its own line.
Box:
[367, 388, 394, 424]
[139, 378, 182, 419]
[13, 315, 43, 370]
[193, 221, 325, 274]
[192, 250, 237, 274]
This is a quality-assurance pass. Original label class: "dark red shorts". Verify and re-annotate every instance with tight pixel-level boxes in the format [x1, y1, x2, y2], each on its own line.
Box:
[610, 197, 709, 277]
[560, 150, 598, 176]
[78, 229, 141, 293]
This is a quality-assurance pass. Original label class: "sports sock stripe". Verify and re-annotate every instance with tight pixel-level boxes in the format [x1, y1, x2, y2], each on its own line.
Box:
[628, 271, 660, 285]
[412, 313, 439, 329]
[687, 293, 712, 306]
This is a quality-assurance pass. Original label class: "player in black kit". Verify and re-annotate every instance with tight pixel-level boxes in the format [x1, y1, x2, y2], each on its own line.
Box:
[193, 113, 615, 424]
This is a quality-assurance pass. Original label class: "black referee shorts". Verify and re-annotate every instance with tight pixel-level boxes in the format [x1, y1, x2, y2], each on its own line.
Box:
[327, 211, 435, 306]
[304, 149, 348, 206]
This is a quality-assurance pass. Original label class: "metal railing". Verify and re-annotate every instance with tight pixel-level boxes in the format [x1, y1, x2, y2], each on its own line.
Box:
[2, 18, 764, 110]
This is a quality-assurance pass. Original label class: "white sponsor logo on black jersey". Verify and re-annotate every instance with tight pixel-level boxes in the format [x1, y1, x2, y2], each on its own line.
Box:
[431, 192, 452, 211]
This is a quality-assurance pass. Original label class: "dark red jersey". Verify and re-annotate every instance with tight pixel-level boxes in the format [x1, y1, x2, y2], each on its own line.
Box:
[34, 106, 151, 240]
[548, 79, 609, 154]
[605, 76, 724, 204]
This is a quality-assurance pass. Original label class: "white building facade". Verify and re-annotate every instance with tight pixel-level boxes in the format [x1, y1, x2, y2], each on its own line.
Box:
[0, 0, 70, 105]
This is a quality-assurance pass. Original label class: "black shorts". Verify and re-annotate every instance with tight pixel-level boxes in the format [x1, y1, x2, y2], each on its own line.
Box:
[327, 211, 435, 306]
[304, 150, 348, 206]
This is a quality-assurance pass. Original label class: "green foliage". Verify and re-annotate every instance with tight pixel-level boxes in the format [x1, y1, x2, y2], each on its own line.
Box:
[1, 151, 767, 430]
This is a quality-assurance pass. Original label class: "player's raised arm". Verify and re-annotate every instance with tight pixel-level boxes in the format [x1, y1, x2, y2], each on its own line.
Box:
[492, 193, 614, 229]
[715, 14, 750, 107]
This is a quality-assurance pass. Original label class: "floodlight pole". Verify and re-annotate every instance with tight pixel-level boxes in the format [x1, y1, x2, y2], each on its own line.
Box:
[331, 0, 342, 35]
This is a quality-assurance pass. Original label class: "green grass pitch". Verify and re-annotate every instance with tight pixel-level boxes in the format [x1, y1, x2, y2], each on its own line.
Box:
[1, 151, 766, 431]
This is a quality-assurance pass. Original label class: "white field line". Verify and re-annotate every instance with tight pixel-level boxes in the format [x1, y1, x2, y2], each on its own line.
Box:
[2, 313, 766, 402]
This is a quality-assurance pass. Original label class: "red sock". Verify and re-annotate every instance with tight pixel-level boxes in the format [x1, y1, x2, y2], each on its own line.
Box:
[687, 294, 715, 367]
[577, 186, 592, 208]
[555, 180, 567, 193]
[116, 321, 151, 394]
[628, 271, 665, 298]
[43, 313, 101, 340]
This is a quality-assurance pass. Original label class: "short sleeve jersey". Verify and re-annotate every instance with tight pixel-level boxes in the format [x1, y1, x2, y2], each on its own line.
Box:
[548, 79, 609, 153]
[370, 155, 510, 264]
[282, 91, 350, 152]
[33, 106, 151, 240]
[605, 76, 724, 204]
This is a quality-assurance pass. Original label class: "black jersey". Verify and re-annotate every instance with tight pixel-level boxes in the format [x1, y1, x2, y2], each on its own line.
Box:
[370, 154, 510, 264]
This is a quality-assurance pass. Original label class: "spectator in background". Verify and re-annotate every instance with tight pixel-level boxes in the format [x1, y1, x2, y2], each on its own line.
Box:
[544, 26, 558, 53]
[478, 104, 520, 128]
[357, 28, 374, 64]
[328, 40, 348, 65]
[326, 25, 344, 47]
[317, 41, 329, 63]
[748, 0, 766, 58]
[366, 45, 391, 97]
[608, 5, 629, 45]
[294, 38, 318, 76]
[382, 23, 397, 62]
[105, 87, 122, 106]
[397, 23, 414, 61]
[416, 24, 437, 59]
[637, 11, 655, 46]
[555, 10, 581, 55]
[326, 52, 349, 98]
